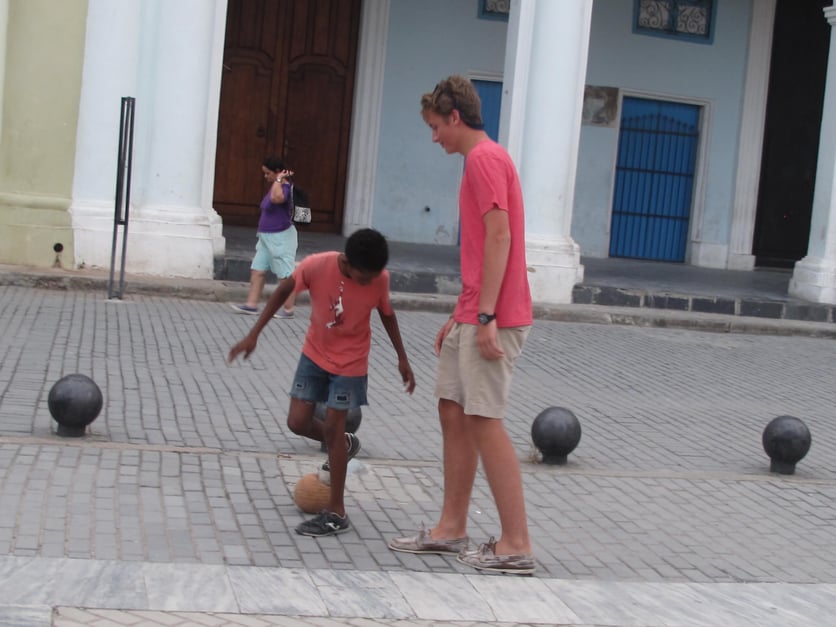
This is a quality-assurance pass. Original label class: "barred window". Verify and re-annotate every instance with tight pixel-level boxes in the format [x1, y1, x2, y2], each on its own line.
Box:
[634, 0, 716, 44]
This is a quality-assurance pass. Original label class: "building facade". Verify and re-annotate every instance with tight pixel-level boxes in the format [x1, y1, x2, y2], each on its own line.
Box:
[1, 0, 835, 305]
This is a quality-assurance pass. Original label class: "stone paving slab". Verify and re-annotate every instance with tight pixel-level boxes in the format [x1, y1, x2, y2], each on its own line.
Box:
[0, 556, 833, 626]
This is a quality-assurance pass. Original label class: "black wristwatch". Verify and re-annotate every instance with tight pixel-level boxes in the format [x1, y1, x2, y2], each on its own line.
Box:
[477, 312, 496, 325]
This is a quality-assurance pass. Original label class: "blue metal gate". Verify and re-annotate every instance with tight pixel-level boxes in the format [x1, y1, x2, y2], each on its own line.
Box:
[609, 97, 700, 262]
[473, 79, 502, 141]
[463, 79, 502, 245]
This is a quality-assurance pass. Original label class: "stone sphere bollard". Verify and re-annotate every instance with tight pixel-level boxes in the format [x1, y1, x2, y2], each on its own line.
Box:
[531, 406, 582, 465]
[762, 415, 811, 475]
[315, 402, 362, 452]
[293, 472, 331, 513]
[47, 374, 103, 437]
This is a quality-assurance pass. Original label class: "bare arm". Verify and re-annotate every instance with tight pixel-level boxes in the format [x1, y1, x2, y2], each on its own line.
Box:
[227, 276, 297, 363]
[477, 206, 511, 360]
[378, 309, 416, 394]
[269, 169, 293, 204]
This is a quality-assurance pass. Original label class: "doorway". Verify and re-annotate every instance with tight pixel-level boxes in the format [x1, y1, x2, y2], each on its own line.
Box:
[213, 0, 361, 232]
[752, 1, 831, 268]
[609, 97, 701, 262]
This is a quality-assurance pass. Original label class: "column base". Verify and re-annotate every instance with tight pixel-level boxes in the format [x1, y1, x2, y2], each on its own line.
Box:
[727, 252, 756, 271]
[690, 241, 728, 269]
[789, 255, 836, 305]
[525, 236, 584, 304]
[70, 202, 225, 279]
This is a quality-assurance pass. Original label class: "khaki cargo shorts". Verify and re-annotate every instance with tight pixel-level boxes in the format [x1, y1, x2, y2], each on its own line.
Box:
[434, 322, 530, 419]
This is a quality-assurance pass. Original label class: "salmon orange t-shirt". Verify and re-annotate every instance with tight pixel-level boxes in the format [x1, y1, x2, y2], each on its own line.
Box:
[293, 251, 393, 376]
[455, 139, 533, 327]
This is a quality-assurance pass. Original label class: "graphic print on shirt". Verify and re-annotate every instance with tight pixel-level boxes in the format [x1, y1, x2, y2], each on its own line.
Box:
[327, 281, 345, 328]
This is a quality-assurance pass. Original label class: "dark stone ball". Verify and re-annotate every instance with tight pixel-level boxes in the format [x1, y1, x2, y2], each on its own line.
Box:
[315, 402, 362, 451]
[531, 406, 581, 465]
[47, 374, 103, 437]
[314, 402, 362, 432]
[762, 415, 811, 475]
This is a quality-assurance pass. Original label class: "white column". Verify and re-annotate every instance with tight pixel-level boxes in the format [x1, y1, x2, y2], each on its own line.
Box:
[71, 0, 227, 279]
[343, 0, 390, 234]
[502, 0, 592, 304]
[789, 6, 836, 304]
[727, 0, 776, 271]
[0, 0, 8, 138]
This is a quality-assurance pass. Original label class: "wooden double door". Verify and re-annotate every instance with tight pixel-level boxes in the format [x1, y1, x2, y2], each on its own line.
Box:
[214, 0, 360, 231]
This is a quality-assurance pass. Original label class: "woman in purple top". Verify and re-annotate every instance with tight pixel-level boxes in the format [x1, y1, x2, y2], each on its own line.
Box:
[230, 156, 299, 318]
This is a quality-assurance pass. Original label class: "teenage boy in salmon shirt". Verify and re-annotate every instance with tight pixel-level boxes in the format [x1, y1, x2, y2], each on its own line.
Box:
[388, 75, 535, 574]
[228, 228, 415, 536]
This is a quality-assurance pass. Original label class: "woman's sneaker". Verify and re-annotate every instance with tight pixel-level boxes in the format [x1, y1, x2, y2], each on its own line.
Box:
[274, 308, 295, 319]
[321, 433, 361, 472]
[230, 303, 259, 315]
[295, 511, 350, 537]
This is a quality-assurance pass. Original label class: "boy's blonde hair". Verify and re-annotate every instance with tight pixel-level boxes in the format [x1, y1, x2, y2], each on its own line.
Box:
[421, 75, 484, 130]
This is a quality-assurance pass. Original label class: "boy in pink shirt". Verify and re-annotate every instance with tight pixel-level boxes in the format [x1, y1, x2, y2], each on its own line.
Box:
[228, 229, 415, 536]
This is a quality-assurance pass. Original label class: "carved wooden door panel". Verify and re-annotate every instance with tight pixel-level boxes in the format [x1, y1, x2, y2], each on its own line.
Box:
[214, 0, 360, 231]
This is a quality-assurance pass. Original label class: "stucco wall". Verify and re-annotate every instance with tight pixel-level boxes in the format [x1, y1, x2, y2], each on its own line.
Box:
[372, 0, 507, 245]
[575, 0, 751, 258]
[0, 0, 87, 268]
[375, 0, 751, 260]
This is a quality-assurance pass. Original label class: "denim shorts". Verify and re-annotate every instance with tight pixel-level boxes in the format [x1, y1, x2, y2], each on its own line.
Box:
[290, 353, 368, 410]
[251, 228, 297, 278]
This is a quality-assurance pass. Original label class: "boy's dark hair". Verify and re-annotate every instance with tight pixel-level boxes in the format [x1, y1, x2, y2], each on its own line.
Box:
[421, 75, 484, 130]
[345, 228, 389, 272]
[263, 156, 285, 172]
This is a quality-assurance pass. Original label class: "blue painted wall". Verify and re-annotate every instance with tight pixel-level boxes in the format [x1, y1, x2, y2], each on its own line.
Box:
[373, 0, 507, 244]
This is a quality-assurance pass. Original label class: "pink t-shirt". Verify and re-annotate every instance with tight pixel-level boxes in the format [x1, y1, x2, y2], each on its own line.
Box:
[293, 251, 393, 376]
[455, 140, 532, 327]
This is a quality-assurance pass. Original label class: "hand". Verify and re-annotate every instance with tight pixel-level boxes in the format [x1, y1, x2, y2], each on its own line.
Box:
[227, 334, 258, 364]
[476, 321, 504, 361]
[434, 317, 455, 355]
[399, 359, 416, 395]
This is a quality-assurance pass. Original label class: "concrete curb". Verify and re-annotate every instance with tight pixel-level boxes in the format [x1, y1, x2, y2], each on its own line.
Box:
[2, 265, 835, 339]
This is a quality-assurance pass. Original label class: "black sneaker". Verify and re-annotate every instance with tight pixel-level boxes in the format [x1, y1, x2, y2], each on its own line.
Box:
[295, 510, 350, 537]
[321, 433, 361, 472]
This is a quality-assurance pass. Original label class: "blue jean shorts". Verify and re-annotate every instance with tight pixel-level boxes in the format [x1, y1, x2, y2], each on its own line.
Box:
[290, 353, 368, 410]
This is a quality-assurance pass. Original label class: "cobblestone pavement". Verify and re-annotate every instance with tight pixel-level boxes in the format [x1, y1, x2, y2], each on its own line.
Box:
[1, 285, 835, 625]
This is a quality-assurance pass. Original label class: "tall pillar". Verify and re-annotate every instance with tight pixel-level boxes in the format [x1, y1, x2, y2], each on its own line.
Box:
[501, 0, 592, 304]
[71, 0, 227, 279]
[727, 0, 776, 271]
[343, 0, 390, 234]
[789, 6, 836, 304]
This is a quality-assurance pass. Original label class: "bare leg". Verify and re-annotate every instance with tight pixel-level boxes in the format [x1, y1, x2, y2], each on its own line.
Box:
[471, 415, 531, 555]
[432, 398, 478, 539]
[322, 407, 348, 517]
[246, 270, 266, 308]
[286, 398, 321, 441]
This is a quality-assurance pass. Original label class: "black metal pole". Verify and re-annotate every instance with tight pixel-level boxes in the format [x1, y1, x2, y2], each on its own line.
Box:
[108, 97, 135, 300]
